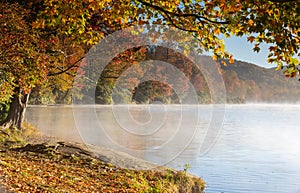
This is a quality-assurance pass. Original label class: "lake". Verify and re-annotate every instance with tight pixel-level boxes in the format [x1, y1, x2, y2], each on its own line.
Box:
[26, 104, 300, 193]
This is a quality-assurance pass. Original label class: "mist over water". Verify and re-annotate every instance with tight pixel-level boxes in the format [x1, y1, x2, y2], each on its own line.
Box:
[26, 104, 300, 193]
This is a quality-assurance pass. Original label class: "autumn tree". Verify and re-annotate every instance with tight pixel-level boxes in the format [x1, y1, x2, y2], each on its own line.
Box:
[1, 0, 299, 129]
[0, 3, 49, 129]
[0, 1, 93, 128]
[31, 0, 299, 74]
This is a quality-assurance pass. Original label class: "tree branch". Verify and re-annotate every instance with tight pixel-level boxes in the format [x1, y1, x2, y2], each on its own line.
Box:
[269, 0, 296, 2]
[163, 12, 198, 33]
[137, 0, 229, 25]
[47, 56, 84, 77]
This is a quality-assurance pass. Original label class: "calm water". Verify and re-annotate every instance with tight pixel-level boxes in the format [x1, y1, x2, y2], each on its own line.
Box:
[26, 104, 300, 193]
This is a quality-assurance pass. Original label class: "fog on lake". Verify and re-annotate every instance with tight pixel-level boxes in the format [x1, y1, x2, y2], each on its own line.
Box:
[26, 104, 300, 193]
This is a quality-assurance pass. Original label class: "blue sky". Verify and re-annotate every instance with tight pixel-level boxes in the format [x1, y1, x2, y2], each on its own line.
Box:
[224, 36, 276, 69]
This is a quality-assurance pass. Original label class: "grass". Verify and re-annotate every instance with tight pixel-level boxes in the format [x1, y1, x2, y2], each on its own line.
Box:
[0, 123, 205, 193]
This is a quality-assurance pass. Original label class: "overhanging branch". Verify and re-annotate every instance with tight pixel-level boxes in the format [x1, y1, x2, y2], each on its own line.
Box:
[269, 0, 296, 2]
[137, 0, 229, 25]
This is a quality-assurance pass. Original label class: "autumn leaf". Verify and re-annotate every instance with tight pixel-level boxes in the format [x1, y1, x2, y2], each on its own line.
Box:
[247, 19, 254, 26]
[247, 36, 255, 43]
[221, 60, 228, 66]
[229, 54, 234, 64]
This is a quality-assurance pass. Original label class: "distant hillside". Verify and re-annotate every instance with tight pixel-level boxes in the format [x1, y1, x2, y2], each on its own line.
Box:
[220, 59, 300, 103]
[28, 47, 300, 105]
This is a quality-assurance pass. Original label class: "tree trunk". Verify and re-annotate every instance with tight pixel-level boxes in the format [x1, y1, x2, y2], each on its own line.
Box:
[1, 88, 30, 130]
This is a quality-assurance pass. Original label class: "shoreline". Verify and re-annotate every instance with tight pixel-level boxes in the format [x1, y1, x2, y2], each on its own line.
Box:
[27, 103, 300, 108]
[0, 124, 205, 192]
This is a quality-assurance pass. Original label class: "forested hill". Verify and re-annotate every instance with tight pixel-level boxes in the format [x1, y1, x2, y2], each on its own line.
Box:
[220, 59, 300, 103]
[29, 53, 300, 105]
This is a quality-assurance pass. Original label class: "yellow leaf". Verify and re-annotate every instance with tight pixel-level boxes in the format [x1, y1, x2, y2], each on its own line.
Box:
[183, 49, 189, 56]
[247, 19, 254, 26]
[212, 55, 217, 60]
[221, 60, 227, 66]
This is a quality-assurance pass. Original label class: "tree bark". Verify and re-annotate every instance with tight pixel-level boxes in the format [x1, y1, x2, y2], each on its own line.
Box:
[1, 88, 30, 130]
